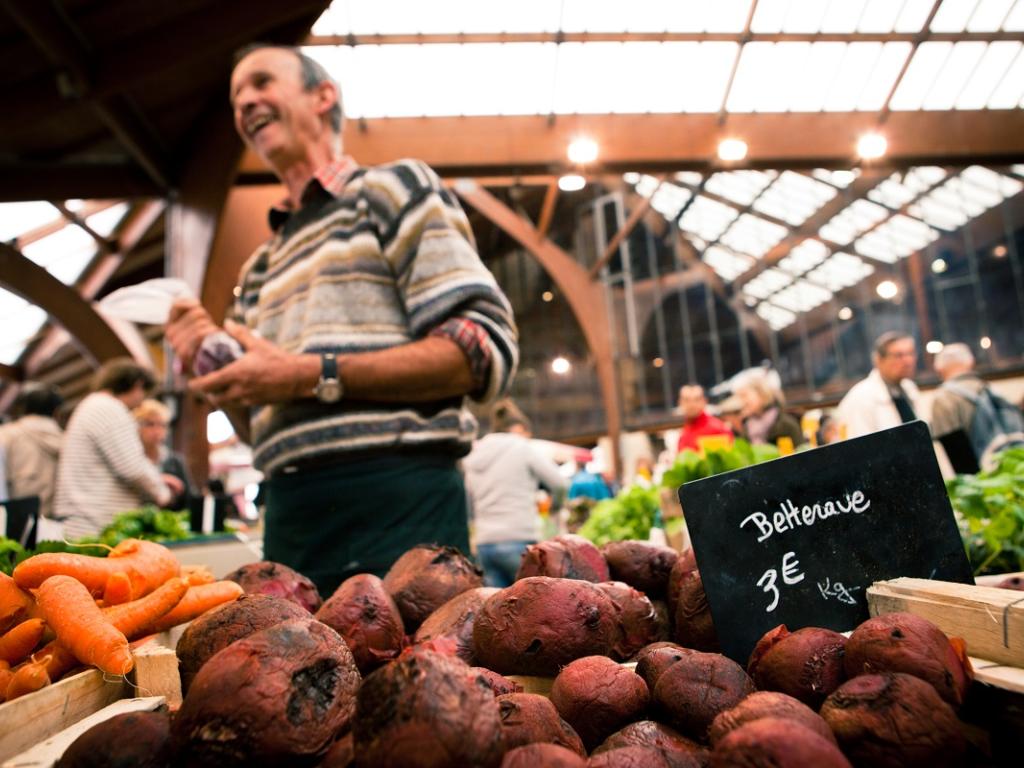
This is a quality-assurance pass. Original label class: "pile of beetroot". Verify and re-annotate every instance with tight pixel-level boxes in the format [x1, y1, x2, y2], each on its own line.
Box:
[55, 535, 983, 767]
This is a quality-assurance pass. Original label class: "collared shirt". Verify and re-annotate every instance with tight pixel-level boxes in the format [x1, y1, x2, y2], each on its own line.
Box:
[677, 411, 734, 453]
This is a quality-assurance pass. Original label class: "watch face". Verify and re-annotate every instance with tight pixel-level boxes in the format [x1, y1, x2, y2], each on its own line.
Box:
[317, 379, 342, 403]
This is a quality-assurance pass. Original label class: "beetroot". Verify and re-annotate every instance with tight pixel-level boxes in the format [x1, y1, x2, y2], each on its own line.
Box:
[666, 549, 698, 614]
[821, 672, 966, 768]
[515, 534, 610, 582]
[496, 692, 586, 755]
[595, 581, 669, 660]
[708, 691, 835, 746]
[176, 594, 309, 694]
[711, 717, 851, 768]
[653, 651, 755, 741]
[56, 710, 172, 768]
[414, 586, 499, 663]
[315, 574, 405, 674]
[472, 667, 524, 696]
[549, 656, 650, 751]
[844, 612, 972, 707]
[747, 626, 847, 709]
[353, 649, 504, 767]
[593, 721, 709, 767]
[224, 561, 322, 612]
[173, 618, 361, 767]
[745, 624, 789, 675]
[671, 570, 719, 652]
[382, 544, 483, 632]
[501, 744, 586, 768]
[601, 541, 679, 597]
[473, 577, 618, 676]
[589, 746, 695, 768]
[634, 642, 693, 693]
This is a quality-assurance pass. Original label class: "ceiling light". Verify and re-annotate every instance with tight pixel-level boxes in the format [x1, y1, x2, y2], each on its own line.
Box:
[567, 136, 598, 164]
[652, 357, 664, 368]
[876, 280, 899, 299]
[993, 244, 1008, 258]
[558, 174, 586, 192]
[857, 132, 887, 160]
[931, 258, 947, 274]
[980, 336, 992, 349]
[925, 340, 944, 354]
[838, 306, 853, 320]
[551, 356, 571, 375]
[541, 291, 554, 302]
[717, 138, 748, 162]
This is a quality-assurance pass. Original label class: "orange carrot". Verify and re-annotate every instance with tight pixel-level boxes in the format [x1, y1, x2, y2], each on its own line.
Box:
[31, 640, 78, 683]
[13, 539, 180, 600]
[5, 659, 50, 701]
[36, 576, 133, 676]
[182, 564, 216, 586]
[0, 618, 45, 665]
[140, 581, 244, 634]
[0, 573, 36, 634]
[102, 577, 189, 641]
[102, 571, 134, 605]
[0, 666, 13, 702]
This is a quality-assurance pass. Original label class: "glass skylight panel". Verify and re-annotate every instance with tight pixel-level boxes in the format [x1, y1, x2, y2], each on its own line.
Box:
[781, 0, 830, 33]
[1006, 0, 1024, 30]
[822, 43, 884, 111]
[857, 42, 913, 110]
[772, 279, 833, 313]
[854, 215, 939, 262]
[0, 290, 46, 366]
[701, 0, 756, 32]
[807, 252, 875, 290]
[674, 171, 705, 188]
[890, 42, 953, 110]
[726, 42, 779, 112]
[818, 199, 890, 245]
[821, 0, 867, 33]
[649, 184, 693, 220]
[908, 197, 969, 230]
[858, 0, 904, 32]
[753, 171, 837, 226]
[744, 268, 793, 300]
[720, 214, 788, 258]
[987, 48, 1024, 106]
[84, 202, 129, 238]
[554, 43, 681, 114]
[750, 0, 790, 33]
[1013, 165, 1024, 177]
[923, 42, 988, 110]
[788, 43, 847, 112]
[677, 43, 739, 112]
[778, 238, 830, 276]
[756, 302, 797, 330]
[868, 174, 923, 209]
[21, 225, 96, 285]
[812, 169, 859, 188]
[560, 0, 695, 33]
[955, 42, 1022, 109]
[967, 0, 1017, 31]
[634, 174, 663, 198]
[702, 245, 755, 282]
[678, 196, 740, 242]
[960, 164, 1024, 198]
[0, 202, 60, 242]
[931, 0, 985, 32]
[895, 0, 940, 32]
[704, 171, 776, 207]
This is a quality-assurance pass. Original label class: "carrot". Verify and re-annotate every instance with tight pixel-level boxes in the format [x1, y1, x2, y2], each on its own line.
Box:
[36, 576, 133, 676]
[5, 658, 50, 701]
[13, 539, 180, 600]
[0, 618, 45, 665]
[182, 564, 216, 586]
[102, 571, 134, 605]
[0, 573, 36, 634]
[0, 666, 12, 702]
[140, 581, 244, 634]
[102, 577, 189, 641]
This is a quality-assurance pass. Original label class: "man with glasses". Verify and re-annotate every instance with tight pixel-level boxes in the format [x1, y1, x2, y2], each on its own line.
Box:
[836, 331, 923, 439]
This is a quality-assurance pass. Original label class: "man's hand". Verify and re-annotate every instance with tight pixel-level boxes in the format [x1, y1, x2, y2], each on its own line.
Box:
[160, 474, 185, 496]
[166, 298, 220, 371]
[189, 320, 318, 408]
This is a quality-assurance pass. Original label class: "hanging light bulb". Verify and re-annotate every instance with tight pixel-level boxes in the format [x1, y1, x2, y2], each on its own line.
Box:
[551, 356, 571, 375]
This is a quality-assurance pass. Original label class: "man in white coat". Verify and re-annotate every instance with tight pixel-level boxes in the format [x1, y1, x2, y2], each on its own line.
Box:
[837, 331, 923, 439]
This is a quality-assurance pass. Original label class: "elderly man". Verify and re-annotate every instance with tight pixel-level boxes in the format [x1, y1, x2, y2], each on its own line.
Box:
[166, 45, 518, 594]
[676, 384, 733, 454]
[836, 331, 922, 439]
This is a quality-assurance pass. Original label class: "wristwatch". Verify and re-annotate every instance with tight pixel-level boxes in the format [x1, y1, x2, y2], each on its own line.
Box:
[314, 353, 343, 403]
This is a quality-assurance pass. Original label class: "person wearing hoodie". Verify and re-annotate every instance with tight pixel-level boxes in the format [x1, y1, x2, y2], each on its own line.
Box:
[463, 399, 568, 587]
[0, 383, 64, 519]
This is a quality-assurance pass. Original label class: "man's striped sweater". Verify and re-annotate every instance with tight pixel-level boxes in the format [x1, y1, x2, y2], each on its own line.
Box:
[231, 158, 519, 476]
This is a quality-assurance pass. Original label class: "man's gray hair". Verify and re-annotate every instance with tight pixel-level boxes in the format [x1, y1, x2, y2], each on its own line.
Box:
[934, 342, 974, 371]
[873, 330, 914, 358]
[234, 43, 344, 133]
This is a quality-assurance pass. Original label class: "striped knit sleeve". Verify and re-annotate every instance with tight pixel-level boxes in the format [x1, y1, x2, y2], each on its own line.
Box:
[87, 398, 171, 507]
[364, 159, 519, 403]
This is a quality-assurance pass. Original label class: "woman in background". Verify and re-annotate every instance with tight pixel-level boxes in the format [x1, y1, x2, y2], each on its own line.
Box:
[463, 399, 568, 587]
[735, 376, 806, 448]
[134, 398, 192, 510]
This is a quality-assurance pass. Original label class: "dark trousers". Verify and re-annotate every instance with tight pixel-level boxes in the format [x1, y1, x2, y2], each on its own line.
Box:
[264, 453, 470, 599]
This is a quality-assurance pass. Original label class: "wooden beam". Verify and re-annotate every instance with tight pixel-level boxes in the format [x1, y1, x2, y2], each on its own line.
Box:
[0, 363, 23, 382]
[880, 0, 944, 122]
[454, 179, 624, 480]
[536, 180, 559, 239]
[0, 243, 135, 367]
[0, 164, 162, 202]
[239, 112, 1024, 180]
[588, 179, 662, 280]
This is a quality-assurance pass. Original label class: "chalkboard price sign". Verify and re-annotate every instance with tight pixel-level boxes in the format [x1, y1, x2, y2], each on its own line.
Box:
[678, 420, 973, 664]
